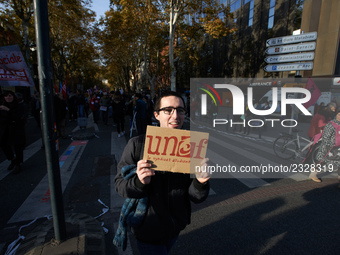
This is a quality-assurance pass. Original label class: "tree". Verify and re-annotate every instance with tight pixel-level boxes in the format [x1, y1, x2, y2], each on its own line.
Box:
[48, 0, 99, 91]
[0, 0, 34, 62]
[166, 0, 234, 91]
[98, 0, 167, 93]
[1, 0, 101, 92]
[100, 0, 234, 93]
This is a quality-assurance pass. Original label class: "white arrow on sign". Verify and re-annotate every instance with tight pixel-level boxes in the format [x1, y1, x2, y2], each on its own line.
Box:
[266, 42, 316, 55]
[264, 62, 313, 72]
[265, 52, 314, 63]
[266, 32, 317, 46]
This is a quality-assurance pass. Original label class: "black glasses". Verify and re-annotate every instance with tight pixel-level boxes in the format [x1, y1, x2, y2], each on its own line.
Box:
[159, 107, 186, 115]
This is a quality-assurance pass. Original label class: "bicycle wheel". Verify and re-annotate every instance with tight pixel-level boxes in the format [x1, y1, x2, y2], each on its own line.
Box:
[273, 136, 297, 159]
[310, 143, 321, 165]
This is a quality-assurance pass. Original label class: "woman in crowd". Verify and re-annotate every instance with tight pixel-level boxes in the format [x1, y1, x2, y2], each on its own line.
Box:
[0, 91, 27, 174]
[310, 109, 340, 184]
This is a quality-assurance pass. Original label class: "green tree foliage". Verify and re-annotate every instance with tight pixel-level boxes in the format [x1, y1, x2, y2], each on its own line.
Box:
[48, 0, 99, 91]
[0, 0, 34, 62]
[100, 0, 235, 92]
[0, 0, 101, 92]
[98, 0, 167, 92]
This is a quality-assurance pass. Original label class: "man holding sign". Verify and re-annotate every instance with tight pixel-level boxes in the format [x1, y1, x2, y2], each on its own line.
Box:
[114, 91, 210, 254]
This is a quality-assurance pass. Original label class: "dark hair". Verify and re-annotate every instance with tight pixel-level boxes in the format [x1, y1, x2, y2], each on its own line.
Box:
[2, 90, 16, 98]
[327, 102, 337, 110]
[154, 91, 185, 112]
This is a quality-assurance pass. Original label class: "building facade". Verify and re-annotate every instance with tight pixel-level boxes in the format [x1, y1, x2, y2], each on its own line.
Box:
[213, 0, 340, 79]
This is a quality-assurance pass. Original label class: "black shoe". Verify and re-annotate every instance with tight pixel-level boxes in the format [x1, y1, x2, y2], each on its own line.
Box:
[7, 159, 16, 170]
[12, 164, 22, 174]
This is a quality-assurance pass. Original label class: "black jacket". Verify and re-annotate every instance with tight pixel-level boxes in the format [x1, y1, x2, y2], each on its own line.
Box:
[114, 135, 210, 244]
[0, 99, 27, 146]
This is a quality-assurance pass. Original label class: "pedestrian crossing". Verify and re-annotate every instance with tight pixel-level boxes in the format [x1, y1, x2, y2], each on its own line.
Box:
[8, 141, 88, 224]
[1, 126, 337, 226]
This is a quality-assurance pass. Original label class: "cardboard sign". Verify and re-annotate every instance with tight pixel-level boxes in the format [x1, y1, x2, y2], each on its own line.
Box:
[143, 126, 209, 174]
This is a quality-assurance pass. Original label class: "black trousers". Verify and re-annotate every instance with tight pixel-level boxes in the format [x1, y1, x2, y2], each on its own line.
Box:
[1, 144, 25, 164]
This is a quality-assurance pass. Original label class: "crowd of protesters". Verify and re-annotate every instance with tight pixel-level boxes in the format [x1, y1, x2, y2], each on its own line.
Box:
[3, 86, 340, 187]
[0, 87, 159, 174]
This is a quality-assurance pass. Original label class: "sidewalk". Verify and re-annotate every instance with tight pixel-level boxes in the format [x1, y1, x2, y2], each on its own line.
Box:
[1, 114, 130, 255]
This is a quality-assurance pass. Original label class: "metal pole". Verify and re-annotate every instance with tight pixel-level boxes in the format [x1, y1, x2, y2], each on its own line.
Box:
[33, 0, 67, 241]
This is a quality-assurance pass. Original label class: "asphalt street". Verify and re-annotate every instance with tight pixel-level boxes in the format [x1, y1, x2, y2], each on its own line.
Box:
[0, 111, 339, 255]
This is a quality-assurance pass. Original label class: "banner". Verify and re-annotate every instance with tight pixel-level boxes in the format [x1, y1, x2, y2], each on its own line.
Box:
[0, 45, 34, 87]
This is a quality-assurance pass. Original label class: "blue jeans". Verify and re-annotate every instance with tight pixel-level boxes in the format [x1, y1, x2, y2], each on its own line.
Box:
[136, 236, 178, 255]
[78, 105, 84, 117]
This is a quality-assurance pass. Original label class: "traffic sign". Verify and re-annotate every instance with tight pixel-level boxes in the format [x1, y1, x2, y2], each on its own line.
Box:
[264, 62, 313, 72]
[266, 42, 316, 55]
[265, 52, 314, 63]
[333, 77, 340, 85]
[266, 32, 317, 46]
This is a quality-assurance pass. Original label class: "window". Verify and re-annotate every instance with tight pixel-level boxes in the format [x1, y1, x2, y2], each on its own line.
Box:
[248, 0, 254, 27]
[230, 0, 241, 13]
[268, 0, 276, 29]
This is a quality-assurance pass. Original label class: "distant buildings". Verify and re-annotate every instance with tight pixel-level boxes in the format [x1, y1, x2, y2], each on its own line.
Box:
[212, 0, 340, 79]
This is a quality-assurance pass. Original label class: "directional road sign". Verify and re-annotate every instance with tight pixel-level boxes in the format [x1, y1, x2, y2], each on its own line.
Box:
[334, 77, 340, 85]
[266, 42, 316, 55]
[265, 52, 315, 63]
[266, 32, 317, 47]
[264, 62, 313, 72]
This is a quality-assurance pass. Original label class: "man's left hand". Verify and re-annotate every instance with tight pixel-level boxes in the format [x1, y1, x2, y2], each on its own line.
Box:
[195, 158, 210, 183]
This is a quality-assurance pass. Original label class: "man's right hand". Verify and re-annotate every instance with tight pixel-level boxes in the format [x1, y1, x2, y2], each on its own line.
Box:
[137, 160, 155, 185]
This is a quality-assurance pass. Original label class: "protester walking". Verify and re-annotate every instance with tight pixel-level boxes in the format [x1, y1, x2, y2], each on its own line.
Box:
[310, 109, 340, 184]
[77, 90, 86, 118]
[100, 92, 111, 125]
[54, 93, 68, 139]
[89, 94, 100, 123]
[112, 92, 126, 137]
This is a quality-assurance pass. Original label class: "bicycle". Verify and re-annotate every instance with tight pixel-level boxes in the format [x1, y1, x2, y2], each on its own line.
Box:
[273, 129, 322, 164]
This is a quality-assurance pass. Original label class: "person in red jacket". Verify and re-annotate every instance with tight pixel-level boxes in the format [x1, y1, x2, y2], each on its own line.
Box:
[307, 106, 327, 139]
